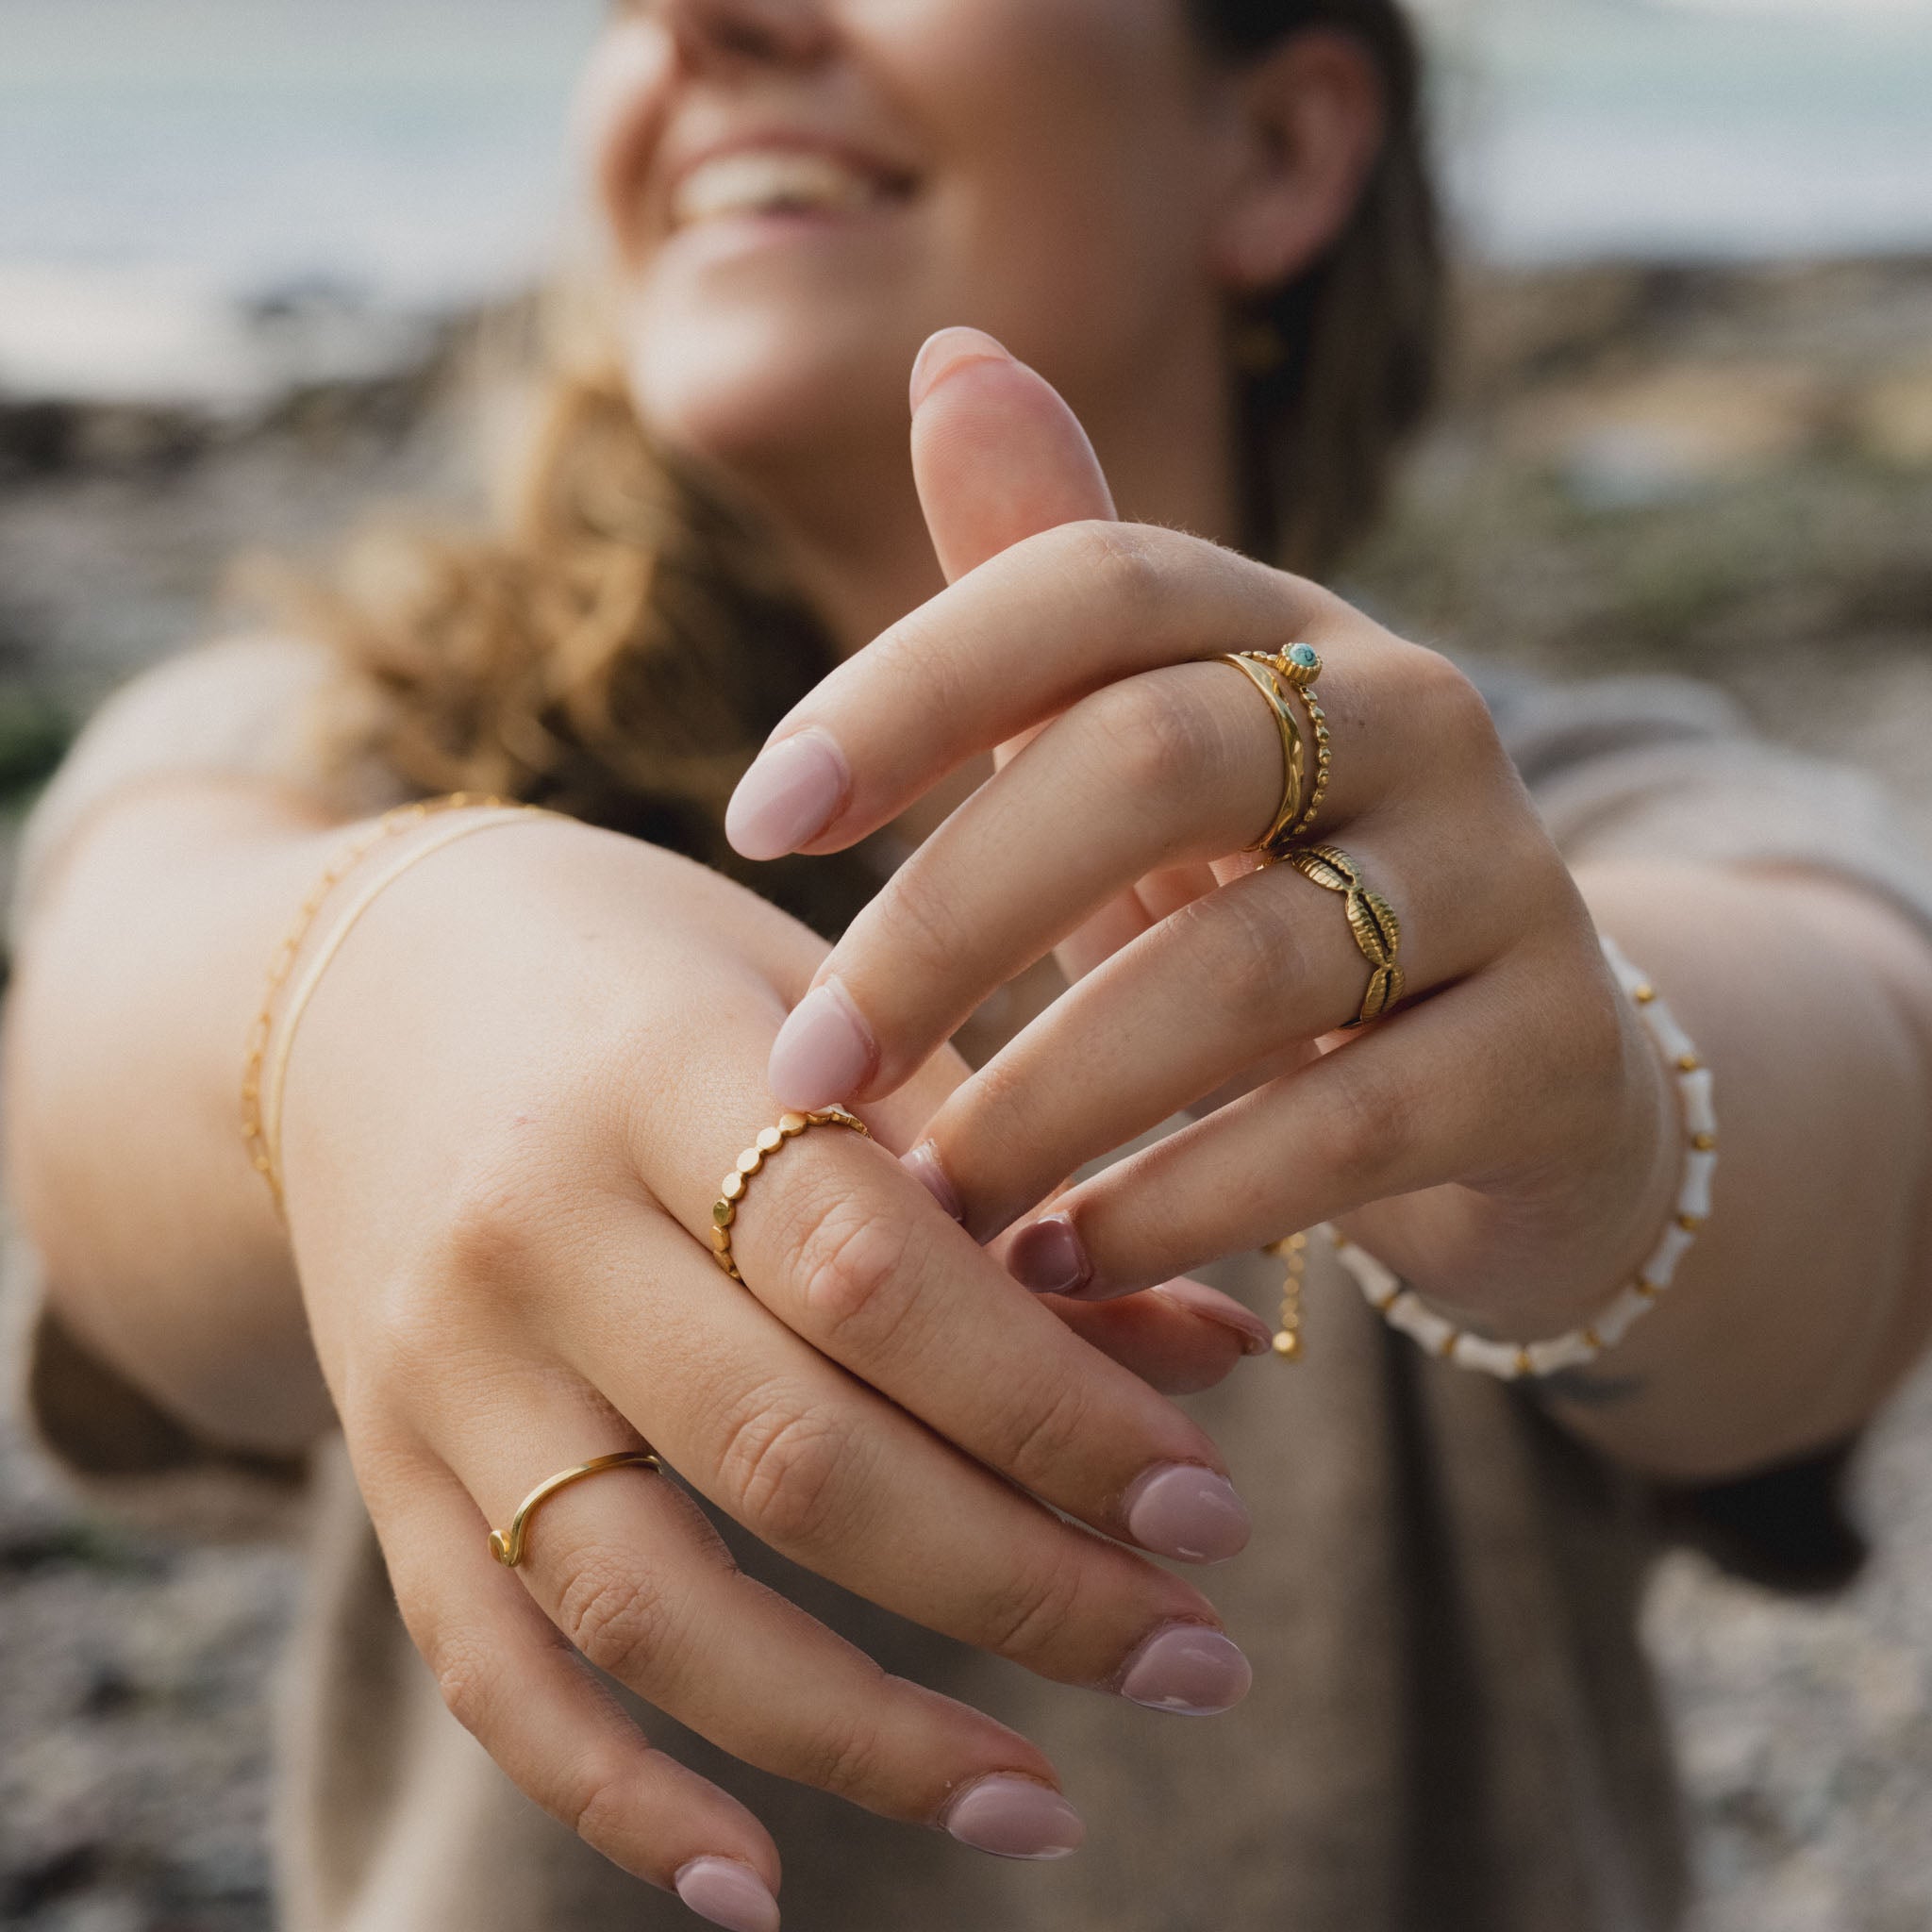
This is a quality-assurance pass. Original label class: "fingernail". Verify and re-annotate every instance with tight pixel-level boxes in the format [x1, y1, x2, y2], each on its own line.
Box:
[1008, 1214, 1091, 1297]
[942, 1774, 1086, 1860]
[910, 326, 1014, 413]
[767, 978, 875, 1110]
[725, 729, 849, 861]
[1119, 1624, 1253, 1716]
[1124, 1464, 1252, 1564]
[675, 1857, 781, 1932]
[1149, 1278, 1274, 1357]
[903, 1142, 964, 1223]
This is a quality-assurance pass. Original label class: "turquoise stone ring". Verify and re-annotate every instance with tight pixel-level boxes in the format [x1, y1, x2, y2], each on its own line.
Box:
[1280, 642, 1322, 686]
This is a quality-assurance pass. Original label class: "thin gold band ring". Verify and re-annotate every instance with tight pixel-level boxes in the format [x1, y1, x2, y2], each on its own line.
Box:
[489, 1450, 664, 1569]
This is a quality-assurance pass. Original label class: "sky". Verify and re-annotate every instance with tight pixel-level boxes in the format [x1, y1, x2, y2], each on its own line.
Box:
[1, 0, 1928, 401]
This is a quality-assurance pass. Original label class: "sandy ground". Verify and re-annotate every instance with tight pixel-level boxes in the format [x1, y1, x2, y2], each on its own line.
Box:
[2, 259, 1930, 1930]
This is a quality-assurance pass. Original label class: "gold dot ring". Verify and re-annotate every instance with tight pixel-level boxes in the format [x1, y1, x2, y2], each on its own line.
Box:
[711, 1108, 872, 1282]
[489, 1450, 664, 1569]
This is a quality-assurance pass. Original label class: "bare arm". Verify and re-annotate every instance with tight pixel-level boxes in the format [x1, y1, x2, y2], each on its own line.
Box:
[6, 781, 348, 1450]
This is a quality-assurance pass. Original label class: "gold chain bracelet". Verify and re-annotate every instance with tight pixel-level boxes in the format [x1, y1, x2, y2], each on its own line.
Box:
[242, 793, 549, 1216]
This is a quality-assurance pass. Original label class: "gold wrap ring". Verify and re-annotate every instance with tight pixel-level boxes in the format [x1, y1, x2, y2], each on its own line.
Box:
[489, 1450, 664, 1569]
[1220, 653, 1306, 854]
[1218, 644, 1331, 858]
[1286, 844, 1405, 1027]
[711, 1107, 872, 1283]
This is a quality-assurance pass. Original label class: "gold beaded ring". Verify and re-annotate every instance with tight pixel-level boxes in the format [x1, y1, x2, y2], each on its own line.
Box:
[1286, 843, 1404, 1027]
[711, 1108, 873, 1282]
[489, 1450, 664, 1570]
[1267, 644, 1331, 848]
[1219, 653, 1307, 855]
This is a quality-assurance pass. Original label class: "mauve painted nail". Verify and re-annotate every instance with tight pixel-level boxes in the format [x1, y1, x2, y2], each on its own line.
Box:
[1150, 1278, 1274, 1355]
[1008, 1215, 1090, 1296]
[943, 1775, 1086, 1860]
[675, 1857, 780, 1932]
[903, 1142, 965, 1222]
[1124, 1464, 1252, 1564]
[766, 979, 874, 1111]
[1119, 1625, 1253, 1716]
[725, 730, 848, 861]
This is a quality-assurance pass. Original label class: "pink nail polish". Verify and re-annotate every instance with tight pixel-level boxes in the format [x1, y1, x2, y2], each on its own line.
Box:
[725, 730, 849, 861]
[942, 1775, 1085, 1860]
[903, 1142, 965, 1223]
[1118, 1625, 1252, 1716]
[1149, 1278, 1274, 1356]
[1124, 1464, 1252, 1564]
[767, 979, 875, 1110]
[1008, 1215, 1091, 1296]
[675, 1857, 780, 1932]
[909, 326, 1014, 412]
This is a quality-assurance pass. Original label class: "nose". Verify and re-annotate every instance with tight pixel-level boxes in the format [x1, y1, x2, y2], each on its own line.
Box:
[661, 0, 835, 67]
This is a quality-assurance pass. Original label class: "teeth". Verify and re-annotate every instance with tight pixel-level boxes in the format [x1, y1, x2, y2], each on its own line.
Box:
[673, 151, 884, 226]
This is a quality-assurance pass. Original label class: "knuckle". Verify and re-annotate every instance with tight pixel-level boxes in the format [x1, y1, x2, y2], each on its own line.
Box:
[794, 1703, 892, 1806]
[1320, 1061, 1416, 1197]
[874, 863, 973, 985]
[988, 1367, 1096, 1498]
[553, 1544, 684, 1686]
[570, 1750, 649, 1857]
[1047, 518, 1169, 614]
[976, 1545, 1090, 1671]
[1406, 647, 1507, 773]
[716, 1389, 855, 1551]
[425, 1624, 501, 1740]
[1090, 675, 1214, 795]
[778, 1181, 921, 1350]
[1184, 886, 1300, 1013]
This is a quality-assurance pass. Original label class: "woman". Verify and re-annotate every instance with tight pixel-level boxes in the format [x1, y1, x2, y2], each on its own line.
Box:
[9, 2, 1932, 1928]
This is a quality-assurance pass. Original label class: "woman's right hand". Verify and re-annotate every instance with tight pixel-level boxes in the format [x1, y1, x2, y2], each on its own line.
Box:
[276, 808, 1261, 1921]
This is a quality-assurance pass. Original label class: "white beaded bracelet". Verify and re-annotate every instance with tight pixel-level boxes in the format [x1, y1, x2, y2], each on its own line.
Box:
[1328, 937, 1715, 1381]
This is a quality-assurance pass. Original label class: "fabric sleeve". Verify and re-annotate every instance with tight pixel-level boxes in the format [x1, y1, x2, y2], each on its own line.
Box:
[1487, 668, 1932, 1593]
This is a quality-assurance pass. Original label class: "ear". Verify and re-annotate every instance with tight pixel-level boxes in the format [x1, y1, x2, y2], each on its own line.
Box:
[1205, 29, 1387, 294]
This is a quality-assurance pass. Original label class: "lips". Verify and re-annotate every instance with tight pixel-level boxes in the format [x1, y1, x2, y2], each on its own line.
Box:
[664, 134, 917, 233]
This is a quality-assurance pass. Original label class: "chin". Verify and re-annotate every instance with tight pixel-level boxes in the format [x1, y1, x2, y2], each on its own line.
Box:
[623, 288, 922, 491]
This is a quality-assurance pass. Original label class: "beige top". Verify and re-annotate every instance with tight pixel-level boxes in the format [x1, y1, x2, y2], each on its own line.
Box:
[15, 639, 1932, 1932]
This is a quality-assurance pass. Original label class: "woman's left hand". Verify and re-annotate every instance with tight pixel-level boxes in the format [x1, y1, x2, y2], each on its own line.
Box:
[724, 330, 1679, 1341]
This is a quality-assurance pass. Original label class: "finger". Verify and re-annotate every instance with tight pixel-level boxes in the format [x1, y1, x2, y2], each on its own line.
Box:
[411, 1389, 1094, 1861]
[360, 1447, 789, 1924]
[541, 1201, 1253, 1705]
[1008, 963, 1570, 1300]
[641, 1103, 1252, 1564]
[767, 658, 1286, 1108]
[924, 834, 1518, 1244]
[1047, 1279, 1274, 1394]
[909, 328, 1116, 585]
[724, 521, 1375, 865]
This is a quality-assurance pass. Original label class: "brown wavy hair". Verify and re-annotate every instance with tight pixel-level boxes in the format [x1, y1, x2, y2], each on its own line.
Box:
[303, 0, 1443, 936]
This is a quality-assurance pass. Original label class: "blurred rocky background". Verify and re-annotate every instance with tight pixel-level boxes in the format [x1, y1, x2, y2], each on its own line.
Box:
[4, 2, 1932, 1928]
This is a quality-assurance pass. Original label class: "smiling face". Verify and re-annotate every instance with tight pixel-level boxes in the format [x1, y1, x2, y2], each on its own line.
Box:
[582, 0, 1247, 508]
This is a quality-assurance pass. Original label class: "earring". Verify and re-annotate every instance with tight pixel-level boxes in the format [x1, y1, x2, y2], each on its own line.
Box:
[1232, 317, 1290, 378]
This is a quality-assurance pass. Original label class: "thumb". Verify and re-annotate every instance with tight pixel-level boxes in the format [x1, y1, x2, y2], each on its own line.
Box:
[908, 328, 1116, 585]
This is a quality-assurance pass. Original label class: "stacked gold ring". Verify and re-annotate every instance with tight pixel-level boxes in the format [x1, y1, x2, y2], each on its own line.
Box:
[1221, 652, 1307, 854]
[1286, 844, 1405, 1027]
[1219, 643, 1332, 859]
[711, 1108, 872, 1282]
[1268, 643, 1331, 846]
